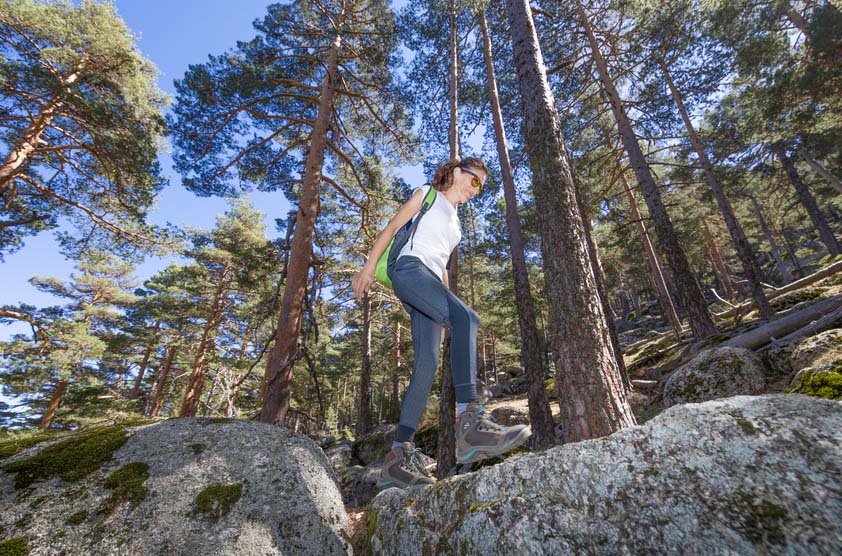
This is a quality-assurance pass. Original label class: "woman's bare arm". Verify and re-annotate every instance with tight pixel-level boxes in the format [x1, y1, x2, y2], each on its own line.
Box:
[351, 187, 426, 299]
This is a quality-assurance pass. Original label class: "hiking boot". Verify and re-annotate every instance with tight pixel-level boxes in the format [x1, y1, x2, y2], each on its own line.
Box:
[378, 442, 437, 488]
[455, 403, 531, 464]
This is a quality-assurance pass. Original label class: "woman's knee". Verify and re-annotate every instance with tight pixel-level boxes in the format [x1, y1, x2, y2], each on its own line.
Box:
[451, 302, 480, 329]
[468, 307, 480, 328]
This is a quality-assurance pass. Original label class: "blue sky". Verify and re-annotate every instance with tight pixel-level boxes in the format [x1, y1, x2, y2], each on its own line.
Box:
[0, 0, 426, 341]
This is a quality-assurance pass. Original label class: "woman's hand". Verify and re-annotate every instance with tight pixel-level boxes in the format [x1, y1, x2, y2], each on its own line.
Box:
[352, 265, 375, 300]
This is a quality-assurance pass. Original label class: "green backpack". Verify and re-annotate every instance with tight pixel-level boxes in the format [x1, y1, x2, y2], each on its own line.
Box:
[374, 186, 438, 289]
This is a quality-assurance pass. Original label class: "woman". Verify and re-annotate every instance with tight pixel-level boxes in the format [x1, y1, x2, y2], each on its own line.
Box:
[351, 157, 530, 488]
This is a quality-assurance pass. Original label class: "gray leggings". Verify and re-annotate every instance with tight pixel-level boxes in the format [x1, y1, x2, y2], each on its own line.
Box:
[390, 255, 479, 443]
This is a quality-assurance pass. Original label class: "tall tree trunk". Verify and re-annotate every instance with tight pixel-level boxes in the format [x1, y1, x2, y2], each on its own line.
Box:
[180, 264, 231, 417]
[619, 174, 682, 336]
[356, 291, 373, 437]
[660, 60, 773, 318]
[202, 364, 219, 417]
[798, 148, 842, 195]
[579, 5, 717, 340]
[225, 327, 253, 417]
[390, 320, 402, 422]
[576, 187, 631, 391]
[466, 204, 484, 386]
[260, 34, 343, 426]
[436, 0, 459, 477]
[479, 10, 554, 447]
[701, 216, 736, 299]
[39, 379, 68, 429]
[780, 225, 804, 276]
[305, 353, 325, 432]
[129, 321, 161, 399]
[507, 0, 636, 442]
[773, 143, 841, 256]
[148, 346, 176, 417]
[744, 191, 792, 283]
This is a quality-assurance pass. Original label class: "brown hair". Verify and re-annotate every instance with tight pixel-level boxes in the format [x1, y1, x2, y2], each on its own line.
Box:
[431, 157, 489, 192]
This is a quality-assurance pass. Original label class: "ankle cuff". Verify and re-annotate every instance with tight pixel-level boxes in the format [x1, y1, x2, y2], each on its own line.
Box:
[396, 425, 415, 443]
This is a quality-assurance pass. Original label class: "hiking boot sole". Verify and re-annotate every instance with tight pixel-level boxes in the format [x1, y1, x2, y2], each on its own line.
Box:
[455, 426, 531, 464]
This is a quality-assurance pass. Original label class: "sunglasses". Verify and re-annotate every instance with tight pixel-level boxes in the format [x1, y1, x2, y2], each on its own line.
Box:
[461, 167, 485, 195]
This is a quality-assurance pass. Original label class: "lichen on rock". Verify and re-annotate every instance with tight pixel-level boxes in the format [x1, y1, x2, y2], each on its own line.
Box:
[0, 418, 351, 556]
[790, 329, 842, 373]
[371, 395, 842, 556]
[663, 346, 766, 406]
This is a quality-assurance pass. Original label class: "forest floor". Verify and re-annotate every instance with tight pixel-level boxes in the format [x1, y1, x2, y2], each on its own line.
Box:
[483, 254, 842, 428]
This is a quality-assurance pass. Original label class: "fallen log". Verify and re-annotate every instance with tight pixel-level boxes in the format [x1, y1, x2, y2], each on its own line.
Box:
[722, 295, 842, 351]
[760, 304, 842, 352]
[714, 260, 842, 320]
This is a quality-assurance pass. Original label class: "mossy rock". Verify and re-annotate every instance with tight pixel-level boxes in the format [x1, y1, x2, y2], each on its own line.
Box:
[663, 347, 766, 407]
[0, 430, 67, 460]
[353, 424, 397, 466]
[101, 461, 150, 514]
[790, 329, 842, 372]
[0, 537, 29, 556]
[202, 417, 233, 425]
[413, 426, 439, 457]
[195, 483, 242, 522]
[770, 288, 828, 312]
[1, 425, 128, 489]
[471, 445, 530, 472]
[789, 368, 842, 400]
[189, 443, 206, 455]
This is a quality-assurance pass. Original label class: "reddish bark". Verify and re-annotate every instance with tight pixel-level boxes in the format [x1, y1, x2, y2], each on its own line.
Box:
[259, 35, 343, 426]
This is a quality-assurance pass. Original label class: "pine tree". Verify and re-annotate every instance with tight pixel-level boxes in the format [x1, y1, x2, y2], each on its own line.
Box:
[169, 0, 411, 426]
[0, 0, 168, 257]
[506, 0, 636, 442]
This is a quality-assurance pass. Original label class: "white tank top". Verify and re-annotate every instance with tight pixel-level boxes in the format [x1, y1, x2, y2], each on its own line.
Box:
[397, 185, 461, 278]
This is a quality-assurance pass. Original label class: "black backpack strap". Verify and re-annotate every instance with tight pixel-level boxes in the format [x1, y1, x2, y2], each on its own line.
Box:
[386, 185, 437, 276]
[409, 186, 437, 250]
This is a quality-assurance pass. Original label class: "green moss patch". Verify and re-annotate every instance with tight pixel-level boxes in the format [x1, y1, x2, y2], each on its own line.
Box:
[544, 378, 557, 398]
[195, 483, 242, 521]
[202, 417, 232, 425]
[1, 426, 128, 489]
[0, 537, 29, 556]
[189, 443, 206, 455]
[737, 496, 788, 545]
[66, 510, 88, 525]
[472, 445, 530, 472]
[366, 508, 379, 549]
[790, 370, 842, 400]
[468, 499, 501, 513]
[770, 288, 828, 312]
[0, 431, 66, 460]
[101, 462, 150, 514]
